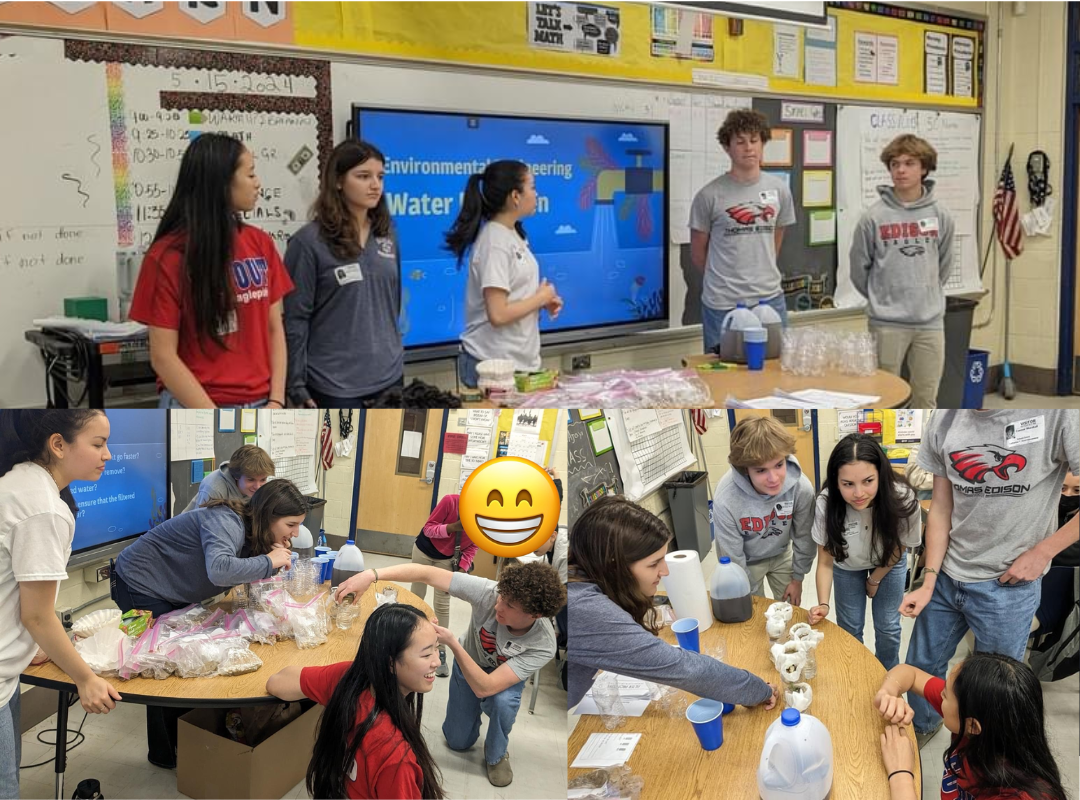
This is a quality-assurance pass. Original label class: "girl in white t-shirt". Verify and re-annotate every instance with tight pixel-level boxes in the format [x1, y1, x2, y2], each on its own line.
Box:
[809, 434, 923, 670]
[444, 160, 563, 388]
[0, 410, 122, 798]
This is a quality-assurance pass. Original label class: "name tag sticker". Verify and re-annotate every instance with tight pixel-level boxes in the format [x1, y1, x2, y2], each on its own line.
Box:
[918, 217, 939, 234]
[775, 500, 795, 516]
[1005, 415, 1045, 447]
[334, 263, 363, 286]
[760, 190, 780, 205]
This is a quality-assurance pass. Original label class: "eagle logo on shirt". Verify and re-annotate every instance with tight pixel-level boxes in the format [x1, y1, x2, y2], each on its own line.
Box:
[478, 626, 508, 664]
[899, 244, 926, 257]
[949, 445, 1028, 484]
[726, 203, 776, 226]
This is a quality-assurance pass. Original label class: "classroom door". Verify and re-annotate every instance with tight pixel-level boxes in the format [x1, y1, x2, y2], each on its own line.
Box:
[731, 410, 817, 489]
[355, 410, 443, 558]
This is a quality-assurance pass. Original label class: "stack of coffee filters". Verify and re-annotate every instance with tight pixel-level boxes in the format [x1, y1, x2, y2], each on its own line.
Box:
[476, 359, 516, 395]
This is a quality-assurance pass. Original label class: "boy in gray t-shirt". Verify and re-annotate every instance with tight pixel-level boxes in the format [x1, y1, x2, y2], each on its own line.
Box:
[690, 108, 795, 352]
[902, 409, 1079, 741]
[332, 560, 565, 788]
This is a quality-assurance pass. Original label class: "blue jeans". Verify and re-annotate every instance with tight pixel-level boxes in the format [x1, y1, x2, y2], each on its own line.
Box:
[701, 294, 789, 353]
[0, 688, 19, 799]
[442, 660, 525, 765]
[832, 559, 908, 670]
[906, 571, 1042, 734]
[457, 350, 482, 390]
[158, 390, 267, 409]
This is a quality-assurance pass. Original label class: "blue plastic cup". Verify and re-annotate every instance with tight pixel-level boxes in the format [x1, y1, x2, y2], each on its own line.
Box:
[671, 617, 700, 653]
[314, 546, 331, 559]
[311, 557, 328, 584]
[686, 698, 724, 750]
[722, 702, 735, 715]
[324, 552, 338, 583]
[744, 328, 768, 371]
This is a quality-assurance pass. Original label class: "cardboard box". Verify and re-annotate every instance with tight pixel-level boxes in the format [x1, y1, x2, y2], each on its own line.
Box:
[177, 703, 320, 800]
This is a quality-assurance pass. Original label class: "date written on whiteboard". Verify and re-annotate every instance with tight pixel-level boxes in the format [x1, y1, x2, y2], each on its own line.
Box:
[168, 70, 317, 98]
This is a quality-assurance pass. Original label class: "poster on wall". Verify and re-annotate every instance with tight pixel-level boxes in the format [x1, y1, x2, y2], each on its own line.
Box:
[650, 4, 714, 61]
[527, 2, 620, 56]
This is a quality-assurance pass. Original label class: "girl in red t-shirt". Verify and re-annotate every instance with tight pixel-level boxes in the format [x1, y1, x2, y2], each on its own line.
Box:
[874, 653, 1067, 800]
[129, 132, 293, 409]
[265, 604, 445, 800]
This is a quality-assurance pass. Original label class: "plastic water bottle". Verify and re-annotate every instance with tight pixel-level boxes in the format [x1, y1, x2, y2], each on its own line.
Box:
[757, 709, 833, 800]
[292, 525, 314, 560]
[332, 540, 366, 588]
[709, 556, 753, 623]
[318, 528, 327, 547]
[751, 300, 783, 360]
[719, 303, 764, 362]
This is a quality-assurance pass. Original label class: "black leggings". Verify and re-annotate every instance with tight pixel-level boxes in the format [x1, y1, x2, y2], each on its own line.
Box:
[111, 567, 191, 768]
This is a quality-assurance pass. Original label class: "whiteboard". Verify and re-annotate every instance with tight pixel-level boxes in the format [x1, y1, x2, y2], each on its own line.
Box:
[835, 105, 983, 308]
[605, 410, 696, 502]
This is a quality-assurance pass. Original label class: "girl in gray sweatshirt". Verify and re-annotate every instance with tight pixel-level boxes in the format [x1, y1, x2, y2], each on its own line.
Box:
[567, 496, 775, 711]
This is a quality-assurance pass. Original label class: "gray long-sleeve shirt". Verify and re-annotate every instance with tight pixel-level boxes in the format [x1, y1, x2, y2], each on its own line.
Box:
[567, 581, 772, 709]
[283, 222, 404, 403]
[711, 455, 817, 581]
[115, 505, 274, 606]
[849, 181, 955, 329]
[181, 462, 245, 514]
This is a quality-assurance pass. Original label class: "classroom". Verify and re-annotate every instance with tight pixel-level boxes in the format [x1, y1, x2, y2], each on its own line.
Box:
[0, 1, 1076, 410]
[567, 407, 1079, 800]
[3, 406, 568, 800]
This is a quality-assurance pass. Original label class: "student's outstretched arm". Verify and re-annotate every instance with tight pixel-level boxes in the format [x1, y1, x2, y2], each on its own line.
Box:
[433, 628, 524, 699]
[334, 565, 451, 602]
[266, 665, 306, 701]
[809, 545, 833, 624]
[872, 663, 935, 724]
[899, 475, 952, 618]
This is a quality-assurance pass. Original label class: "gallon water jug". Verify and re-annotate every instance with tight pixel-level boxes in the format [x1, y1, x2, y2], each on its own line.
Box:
[719, 303, 764, 363]
[293, 524, 314, 560]
[757, 709, 833, 800]
[332, 540, 366, 588]
[710, 556, 753, 623]
[751, 300, 783, 360]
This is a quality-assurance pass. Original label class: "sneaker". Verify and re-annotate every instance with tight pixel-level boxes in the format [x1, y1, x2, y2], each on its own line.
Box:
[486, 754, 513, 787]
[436, 649, 450, 678]
[916, 721, 943, 750]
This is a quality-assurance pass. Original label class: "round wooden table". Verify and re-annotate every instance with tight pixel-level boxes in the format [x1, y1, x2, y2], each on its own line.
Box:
[21, 582, 432, 799]
[683, 355, 912, 409]
[568, 596, 921, 799]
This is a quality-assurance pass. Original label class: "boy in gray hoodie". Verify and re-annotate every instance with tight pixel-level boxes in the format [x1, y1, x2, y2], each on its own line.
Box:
[181, 444, 275, 513]
[712, 417, 816, 605]
[850, 134, 955, 409]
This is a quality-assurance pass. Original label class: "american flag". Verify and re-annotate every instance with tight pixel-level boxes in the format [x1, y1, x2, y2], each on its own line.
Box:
[993, 150, 1024, 260]
[319, 409, 334, 471]
[690, 409, 708, 435]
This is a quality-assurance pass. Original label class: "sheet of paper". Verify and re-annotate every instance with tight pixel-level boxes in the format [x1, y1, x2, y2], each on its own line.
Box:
[802, 170, 833, 207]
[808, 209, 836, 245]
[508, 437, 548, 466]
[622, 409, 661, 444]
[762, 129, 792, 166]
[466, 426, 493, 455]
[782, 389, 882, 408]
[240, 408, 257, 433]
[837, 410, 861, 433]
[668, 95, 692, 151]
[876, 34, 898, 84]
[510, 409, 542, 438]
[670, 150, 693, 204]
[218, 409, 236, 432]
[269, 410, 297, 460]
[854, 32, 877, 82]
[570, 733, 642, 769]
[192, 410, 215, 460]
[773, 24, 800, 78]
[574, 696, 651, 717]
[803, 130, 832, 166]
[466, 409, 495, 427]
[655, 409, 682, 430]
[401, 430, 422, 459]
[587, 419, 613, 455]
[670, 200, 691, 245]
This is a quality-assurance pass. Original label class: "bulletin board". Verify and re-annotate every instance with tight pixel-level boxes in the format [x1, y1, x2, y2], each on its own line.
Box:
[567, 410, 624, 524]
[495, 409, 559, 468]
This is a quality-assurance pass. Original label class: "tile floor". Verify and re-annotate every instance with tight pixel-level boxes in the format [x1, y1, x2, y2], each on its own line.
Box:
[19, 553, 567, 800]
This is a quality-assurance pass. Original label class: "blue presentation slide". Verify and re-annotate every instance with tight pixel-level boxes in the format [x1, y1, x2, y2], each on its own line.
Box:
[69, 410, 169, 554]
[355, 109, 669, 350]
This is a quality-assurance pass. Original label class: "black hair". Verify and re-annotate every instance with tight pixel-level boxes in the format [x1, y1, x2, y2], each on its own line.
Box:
[821, 433, 918, 565]
[306, 604, 444, 799]
[443, 160, 529, 266]
[152, 132, 249, 350]
[947, 653, 1067, 800]
[0, 410, 106, 516]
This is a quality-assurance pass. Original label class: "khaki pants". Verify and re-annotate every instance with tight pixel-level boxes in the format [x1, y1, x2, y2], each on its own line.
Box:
[746, 548, 793, 599]
[870, 322, 945, 409]
[410, 543, 453, 650]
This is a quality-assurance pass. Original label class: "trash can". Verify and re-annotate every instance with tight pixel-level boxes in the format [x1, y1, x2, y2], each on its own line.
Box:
[303, 495, 327, 539]
[938, 296, 978, 408]
[962, 349, 990, 408]
[664, 471, 711, 560]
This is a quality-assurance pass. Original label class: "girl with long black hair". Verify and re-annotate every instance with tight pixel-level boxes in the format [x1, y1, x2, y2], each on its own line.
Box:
[266, 603, 445, 800]
[0, 411, 122, 798]
[875, 652, 1067, 800]
[808, 433, 922, 669]
[444, 159, 563, 388]
[284, 140, 404, 407]
[129, 132, 294, 409]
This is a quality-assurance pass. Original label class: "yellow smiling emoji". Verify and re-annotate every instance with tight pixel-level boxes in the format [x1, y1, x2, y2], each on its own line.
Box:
[459, 457, 560, 558]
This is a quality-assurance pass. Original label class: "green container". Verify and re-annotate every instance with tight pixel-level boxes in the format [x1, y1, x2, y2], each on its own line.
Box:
[64, 296, 108, 321]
